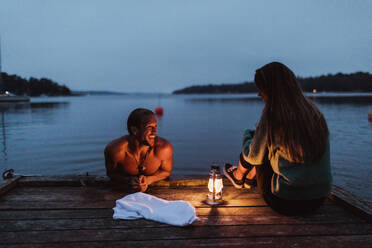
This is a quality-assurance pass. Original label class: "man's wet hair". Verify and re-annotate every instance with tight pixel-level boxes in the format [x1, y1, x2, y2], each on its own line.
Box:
[127, 108, 155, 135]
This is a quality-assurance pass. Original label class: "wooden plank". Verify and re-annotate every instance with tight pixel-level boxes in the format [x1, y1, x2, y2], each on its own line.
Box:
[1, 186, 262, 201]
[0, 186, 125, 201]
[0, 200, 116, 209]
[0, 186, 335, 210]
[13, 179, 334, 204]
[0, 176, 22, 197]
[329, 185, 372, 223]
[0, 209, 114, 220]
[18, 175, 224, 187]
[0, 186, 267, 209]
[1, 224, 372, 244]
[1, 235, 372, 248]
[0, 209, 367, 232]
[0, 199, 267, 209]
[0, 204, 359, 221]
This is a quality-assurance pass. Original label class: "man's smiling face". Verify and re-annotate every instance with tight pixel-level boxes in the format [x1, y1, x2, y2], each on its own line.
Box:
[137, 114, 157, 147]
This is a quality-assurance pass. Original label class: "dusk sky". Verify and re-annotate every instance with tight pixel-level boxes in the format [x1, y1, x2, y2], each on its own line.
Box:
[0, 0, 371, 93]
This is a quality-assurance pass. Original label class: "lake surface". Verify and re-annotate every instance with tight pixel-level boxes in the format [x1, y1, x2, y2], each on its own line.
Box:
[1, 93, 371, 203]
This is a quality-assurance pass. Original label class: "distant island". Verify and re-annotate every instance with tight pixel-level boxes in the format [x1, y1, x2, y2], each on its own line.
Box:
[173, 72, 372, 94]
[1, 72, 71, 96]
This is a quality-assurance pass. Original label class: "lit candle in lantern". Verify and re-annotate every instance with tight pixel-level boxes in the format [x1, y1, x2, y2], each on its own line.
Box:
[206, 165, 224, 205]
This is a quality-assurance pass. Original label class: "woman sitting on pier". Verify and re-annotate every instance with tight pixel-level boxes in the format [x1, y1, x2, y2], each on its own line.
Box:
[224, 62, 332, 215]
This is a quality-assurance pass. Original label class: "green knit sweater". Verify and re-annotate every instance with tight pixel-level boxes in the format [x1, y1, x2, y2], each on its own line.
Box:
[242, 129, 332, 200]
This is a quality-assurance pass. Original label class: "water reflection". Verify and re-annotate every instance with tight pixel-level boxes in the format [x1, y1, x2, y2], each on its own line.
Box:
[186, 95, 261, 103]
[186, 94, 372, 105]
[0, 101, 69, 163]
[310, 95, 372, 106]
[0, 101, 69, 112]
[1, 111, 7, 161]
[30, 102, 69, 109]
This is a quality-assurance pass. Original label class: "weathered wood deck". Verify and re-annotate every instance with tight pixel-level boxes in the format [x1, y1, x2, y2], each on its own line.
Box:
[0, 175, 371, 247]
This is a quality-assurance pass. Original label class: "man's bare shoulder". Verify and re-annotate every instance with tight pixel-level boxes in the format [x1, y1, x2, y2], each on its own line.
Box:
[105, 135, 130, 156]
[154, 137, 173, 158]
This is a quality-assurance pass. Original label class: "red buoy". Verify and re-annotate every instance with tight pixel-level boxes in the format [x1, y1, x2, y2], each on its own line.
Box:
[155, 106, 164, 116]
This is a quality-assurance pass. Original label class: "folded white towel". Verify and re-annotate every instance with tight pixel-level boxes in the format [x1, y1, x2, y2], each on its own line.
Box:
[113, 192, 199, 226]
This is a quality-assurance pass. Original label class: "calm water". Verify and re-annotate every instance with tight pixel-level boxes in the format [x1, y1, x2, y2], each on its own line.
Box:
[1, 93, 371, 203]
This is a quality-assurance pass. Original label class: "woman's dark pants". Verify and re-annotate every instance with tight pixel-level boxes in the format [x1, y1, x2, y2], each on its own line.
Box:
[255, 161, 326, 215]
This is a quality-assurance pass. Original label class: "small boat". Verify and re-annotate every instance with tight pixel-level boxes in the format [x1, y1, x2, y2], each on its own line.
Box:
[0, 91, 30, 102]
[369, 110, 372, 122]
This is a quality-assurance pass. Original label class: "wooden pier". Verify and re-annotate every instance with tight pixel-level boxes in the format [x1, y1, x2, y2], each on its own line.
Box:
[0, 175, 371, 247]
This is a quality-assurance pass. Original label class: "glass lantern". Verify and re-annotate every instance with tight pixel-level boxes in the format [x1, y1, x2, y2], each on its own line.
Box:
[206, 165, 224, 205]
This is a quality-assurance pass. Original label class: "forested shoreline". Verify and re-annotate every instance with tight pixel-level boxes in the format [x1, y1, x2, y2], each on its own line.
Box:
[173, 72, 372, 94]
[1, 72, 71, 96]
[2, 71, 371, 96]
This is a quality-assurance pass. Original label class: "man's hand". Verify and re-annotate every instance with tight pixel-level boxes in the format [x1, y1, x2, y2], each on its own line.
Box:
[128, 176, 140, 191]
[127, 175, 148, 192]
[138, 175, 148, 192]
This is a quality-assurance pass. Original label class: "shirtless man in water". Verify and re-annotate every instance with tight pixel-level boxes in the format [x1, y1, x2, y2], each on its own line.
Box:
[104, 108, 173, 192]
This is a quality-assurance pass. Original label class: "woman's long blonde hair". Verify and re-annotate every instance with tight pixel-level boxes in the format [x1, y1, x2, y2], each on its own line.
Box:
[255, 62, 329, 163]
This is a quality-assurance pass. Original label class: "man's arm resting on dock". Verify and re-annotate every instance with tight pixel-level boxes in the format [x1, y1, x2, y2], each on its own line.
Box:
[141, 142, 173, 186]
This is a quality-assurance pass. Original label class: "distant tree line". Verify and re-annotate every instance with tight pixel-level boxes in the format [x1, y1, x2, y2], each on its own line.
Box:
[173, 72, 372, 94]
[299, 72, 372, 92]
[173, 82, 257, 94]
[1, 72, 71, 96]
